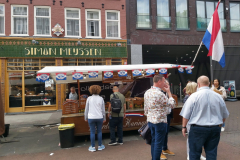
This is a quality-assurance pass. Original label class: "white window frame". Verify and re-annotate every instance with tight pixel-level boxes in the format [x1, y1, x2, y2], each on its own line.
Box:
[85, 9, 101, 38]
[105, 10, 121, 39]
[65, 8, 81, 38]
[0, 4, 5, 35]
[11, 5, 29, 36]
[34, 6, 51, 37]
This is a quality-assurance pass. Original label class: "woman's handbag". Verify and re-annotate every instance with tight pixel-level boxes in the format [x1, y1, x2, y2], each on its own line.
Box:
[138, 123, 152, 145]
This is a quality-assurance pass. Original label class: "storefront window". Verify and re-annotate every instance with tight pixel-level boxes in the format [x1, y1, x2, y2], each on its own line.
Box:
[112, 59, 122, 65]
[8, 72, 23, 108]
[25, 71, 56, 106]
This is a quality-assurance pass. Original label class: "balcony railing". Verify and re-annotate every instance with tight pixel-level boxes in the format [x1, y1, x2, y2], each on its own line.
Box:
[176, 17, 189, 30]
[197, 18, 226, 31]
[230, 19, 240, 32]
[156, 16, 171, 29]
[136, 15, 152, 29]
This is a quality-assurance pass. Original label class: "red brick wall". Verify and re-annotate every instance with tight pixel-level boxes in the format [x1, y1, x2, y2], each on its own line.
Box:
[1, 0, 126, 39]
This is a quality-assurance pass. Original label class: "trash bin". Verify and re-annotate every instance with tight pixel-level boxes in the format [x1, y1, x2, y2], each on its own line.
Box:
[58, 123, 75, 148]
[1, 124, 10, 137]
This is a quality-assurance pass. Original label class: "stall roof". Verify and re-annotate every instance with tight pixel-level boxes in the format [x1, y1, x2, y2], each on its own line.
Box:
[37, 64, 193, 84]
[37, 64, 192, 73]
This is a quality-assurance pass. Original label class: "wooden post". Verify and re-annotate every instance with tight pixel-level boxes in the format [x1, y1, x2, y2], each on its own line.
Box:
[77, 80, 80, 101]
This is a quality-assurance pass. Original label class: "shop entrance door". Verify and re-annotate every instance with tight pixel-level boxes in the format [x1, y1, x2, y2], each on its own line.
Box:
[7, 72, 25, 112]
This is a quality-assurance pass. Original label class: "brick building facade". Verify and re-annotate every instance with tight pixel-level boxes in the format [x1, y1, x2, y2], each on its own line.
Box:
[0, 0, 127, 113]
[126, 0, 240, 96]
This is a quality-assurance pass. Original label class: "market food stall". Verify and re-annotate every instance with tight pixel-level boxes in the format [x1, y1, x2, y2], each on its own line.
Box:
[37, 64, 193, 136]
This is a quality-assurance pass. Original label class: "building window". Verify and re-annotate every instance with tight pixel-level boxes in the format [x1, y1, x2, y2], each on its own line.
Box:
[86, 10, 101, 38]
[136, 0, 151, 29]
[175, 0, 189, 29]
[106, 11, 120, 38]
[157, 0, 171, 29]
[34, 6, 51, 36]
[63, 59, 107, 66]
[230, 3, 240, 32]
[65, 8, 80, 37]
[0, 4, 4, 35]
[196, 1, 226, 31]
[11, 5, 28, 35]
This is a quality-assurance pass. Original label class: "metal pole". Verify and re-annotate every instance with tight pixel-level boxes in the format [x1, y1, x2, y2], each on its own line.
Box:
[191, 41, 203, 66]
[210, 56, 214, 84]
[179, 82, 182, 101]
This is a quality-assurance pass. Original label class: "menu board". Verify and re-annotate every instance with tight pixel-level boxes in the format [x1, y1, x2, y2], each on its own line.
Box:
[62, 100, 79, 115]
[223, 80, 236, 98]
[102, 71, 133, 83]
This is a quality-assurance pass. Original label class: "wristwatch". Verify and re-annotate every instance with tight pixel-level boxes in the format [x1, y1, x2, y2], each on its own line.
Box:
[182, 126, 186, 128]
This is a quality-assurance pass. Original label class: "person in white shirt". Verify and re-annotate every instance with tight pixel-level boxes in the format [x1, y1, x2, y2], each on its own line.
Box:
[84, 85, 106, 152]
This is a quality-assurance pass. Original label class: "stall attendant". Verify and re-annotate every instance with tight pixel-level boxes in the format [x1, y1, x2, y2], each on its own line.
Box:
[66, 87, 78, 101]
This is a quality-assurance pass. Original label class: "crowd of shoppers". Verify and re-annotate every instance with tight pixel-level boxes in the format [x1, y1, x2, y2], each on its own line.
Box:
[83, 75, 229, 160]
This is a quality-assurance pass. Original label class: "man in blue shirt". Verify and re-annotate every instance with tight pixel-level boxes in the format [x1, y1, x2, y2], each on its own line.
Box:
[180, 76, 229, 160]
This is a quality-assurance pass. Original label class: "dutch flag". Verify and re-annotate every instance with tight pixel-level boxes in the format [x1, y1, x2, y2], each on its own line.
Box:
[202, 2, 225, 68]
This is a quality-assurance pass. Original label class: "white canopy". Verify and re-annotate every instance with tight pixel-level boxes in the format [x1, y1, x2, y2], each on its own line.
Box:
[37, 63, 193, 84]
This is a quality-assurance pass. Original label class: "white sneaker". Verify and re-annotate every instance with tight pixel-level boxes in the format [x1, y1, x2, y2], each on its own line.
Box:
[200, 155, 206, 160]
[221, 127, 225, 132]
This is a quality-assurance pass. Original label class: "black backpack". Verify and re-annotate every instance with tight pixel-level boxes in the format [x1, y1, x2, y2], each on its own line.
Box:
[110, 94, 122, 114]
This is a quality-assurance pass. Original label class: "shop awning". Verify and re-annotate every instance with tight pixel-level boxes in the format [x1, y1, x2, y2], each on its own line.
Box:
[37, 63, 193, 84]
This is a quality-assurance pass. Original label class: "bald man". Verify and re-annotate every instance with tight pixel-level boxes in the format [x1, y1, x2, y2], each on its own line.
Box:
[180, 76, 229, 160]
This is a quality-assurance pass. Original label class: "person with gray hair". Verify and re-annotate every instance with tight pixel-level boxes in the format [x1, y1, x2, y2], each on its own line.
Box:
[180, 76, 229, 160]
[144, 74, 176, 160]
[66, 87, 78, 101]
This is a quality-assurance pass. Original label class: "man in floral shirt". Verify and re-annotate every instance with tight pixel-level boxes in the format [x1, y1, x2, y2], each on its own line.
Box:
[144, 74, 176, 160]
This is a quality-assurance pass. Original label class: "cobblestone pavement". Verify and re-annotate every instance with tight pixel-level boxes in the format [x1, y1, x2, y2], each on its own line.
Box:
[0, 101, 239, 160]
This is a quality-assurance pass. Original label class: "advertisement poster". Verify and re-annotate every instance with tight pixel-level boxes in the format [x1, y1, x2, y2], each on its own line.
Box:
[223, 80, 236, 98]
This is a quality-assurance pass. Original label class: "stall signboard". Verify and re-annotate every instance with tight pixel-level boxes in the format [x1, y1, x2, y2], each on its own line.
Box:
[223, 80, 236, 98]
[0, 40, 127, 58]
[102, 71, 133, 83]
[62, 101, 79, 115]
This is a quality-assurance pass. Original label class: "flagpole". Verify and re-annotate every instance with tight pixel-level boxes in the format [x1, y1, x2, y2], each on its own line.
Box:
[210, 56, 213, 84]
[191, 41, 203, 66]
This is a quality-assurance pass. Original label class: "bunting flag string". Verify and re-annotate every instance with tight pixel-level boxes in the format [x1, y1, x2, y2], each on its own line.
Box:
[104, 71, 113, 78]
[159, 68, 167, 74]
[132, 69, 142, 76]
[36, 73, 49, 82]
[72, 72, 83, 80]
[145, 69, 155, 75]
[56, 73, 67, 80]
[118, 70, 128, 77]
[178, 67, 184, 73]
[88, 71, 98, 78]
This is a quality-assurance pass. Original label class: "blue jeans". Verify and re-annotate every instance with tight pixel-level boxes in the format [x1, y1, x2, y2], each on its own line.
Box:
[163, 115, 171, 150]
[110, 117, 123, 143]
[148, 122, 167, 160]
[189, 125, 221, 160]
[88, 118, 103, 147]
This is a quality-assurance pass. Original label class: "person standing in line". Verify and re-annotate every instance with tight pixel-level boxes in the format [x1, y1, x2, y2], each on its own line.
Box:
[182, 82, 206, 160]
[211, 78, 227, 131]
[144, 74, 176, 160]
[180, 76, 229, 160]
[161, 80, 175, 160]
[108, 86, 126, 146]
[84, 85, 106, 152]
[66, 87, 78, 101]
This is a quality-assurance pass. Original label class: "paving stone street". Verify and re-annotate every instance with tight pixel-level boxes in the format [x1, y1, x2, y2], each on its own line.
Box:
[0, 101, 239, 160]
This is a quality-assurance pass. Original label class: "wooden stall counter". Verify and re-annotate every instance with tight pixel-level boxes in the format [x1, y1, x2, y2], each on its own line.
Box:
[61, 107, 183, 136]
